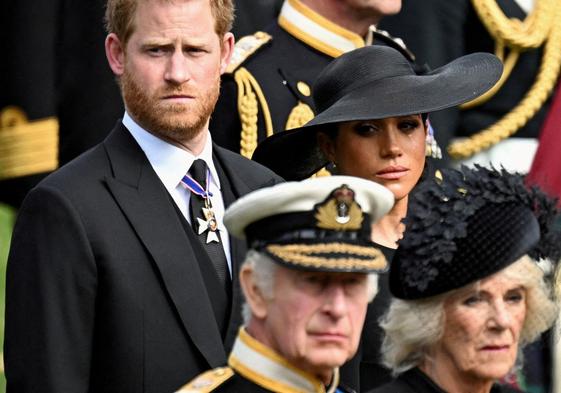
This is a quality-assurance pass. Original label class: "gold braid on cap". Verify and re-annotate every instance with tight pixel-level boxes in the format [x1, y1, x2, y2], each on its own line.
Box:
[266, 243, 387, 271]
[234, 67, 273, 158]
[448, 0, 561, 159]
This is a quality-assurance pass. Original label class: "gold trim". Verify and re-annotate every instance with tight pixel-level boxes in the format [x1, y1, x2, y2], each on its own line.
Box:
[297, 81, 312, 97]
[234, 67, 274, 158]
[176, 367, 234, 392]
[286, 0, 364, 47]
[285, 102, 315, 130]
[315, 199, 363, 231]
[472, 0, 554, 49]
[226, 31, 272, 74]
[229, 329, 325, 393]
[279, 16, 345, 58]
[230, 357, 320, 393]
[266, 243, 387, 271]
[0, 106, 59, 180]
[448, 0, 561, 159]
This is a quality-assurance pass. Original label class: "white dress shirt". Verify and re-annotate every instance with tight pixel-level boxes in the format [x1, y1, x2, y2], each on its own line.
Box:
[123, 112, 232, 275]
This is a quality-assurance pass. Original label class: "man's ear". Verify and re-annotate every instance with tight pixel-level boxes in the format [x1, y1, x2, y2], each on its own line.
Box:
[317, 132, 336, 163]
[219, 32, 235, 75]
[105, 33, 126, 76]
[239, 265, 269, 319]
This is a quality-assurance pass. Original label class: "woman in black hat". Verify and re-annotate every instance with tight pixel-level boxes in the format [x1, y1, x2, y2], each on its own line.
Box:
[253, 45, 502, 249]
[369, 165, 561, 393]
[252, 45, 504, 390]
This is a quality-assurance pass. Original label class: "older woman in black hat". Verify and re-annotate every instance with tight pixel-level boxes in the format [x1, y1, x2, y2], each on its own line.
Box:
[252, 45, 503, 390]
[369, 165, 561, 393]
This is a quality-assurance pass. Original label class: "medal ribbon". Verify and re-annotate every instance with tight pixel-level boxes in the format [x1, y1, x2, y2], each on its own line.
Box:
[181, 168, 213, 199]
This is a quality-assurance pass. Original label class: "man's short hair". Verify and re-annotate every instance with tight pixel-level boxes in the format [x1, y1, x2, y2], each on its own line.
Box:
[105, 0, 234, 45]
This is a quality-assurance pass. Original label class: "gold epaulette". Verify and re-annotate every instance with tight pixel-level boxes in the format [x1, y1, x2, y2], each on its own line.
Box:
[0, 106, 59, 180]
[226, 32, 272, 74]
[175, 367, 234, 393]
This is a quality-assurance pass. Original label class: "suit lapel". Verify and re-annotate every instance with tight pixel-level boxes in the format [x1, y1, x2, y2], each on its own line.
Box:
[102, 123, 226, 366]
[213, 147, 250, 350]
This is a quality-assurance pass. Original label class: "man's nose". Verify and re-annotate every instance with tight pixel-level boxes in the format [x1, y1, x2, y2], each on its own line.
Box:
[164, 51, 190, 85]
[322, 284, 348, 318]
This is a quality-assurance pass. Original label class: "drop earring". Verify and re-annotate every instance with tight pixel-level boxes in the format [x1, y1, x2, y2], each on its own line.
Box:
[425, 118, 442, 159]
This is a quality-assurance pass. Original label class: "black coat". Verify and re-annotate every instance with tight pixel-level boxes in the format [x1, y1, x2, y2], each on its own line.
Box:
[368, 368, 523, 393]
[4, 122, 282, 393]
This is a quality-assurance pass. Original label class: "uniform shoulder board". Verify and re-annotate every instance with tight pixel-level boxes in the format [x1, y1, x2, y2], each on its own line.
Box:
[369, 26, 416, 63]
[226, 31, 273, 74]
[175, 367, 234, 393]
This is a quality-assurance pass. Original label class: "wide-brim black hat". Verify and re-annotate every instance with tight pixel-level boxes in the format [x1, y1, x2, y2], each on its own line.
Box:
[252, 45, 503, 180]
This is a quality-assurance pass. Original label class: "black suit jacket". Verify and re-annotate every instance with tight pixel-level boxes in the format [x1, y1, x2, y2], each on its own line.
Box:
[4, 122, 283, 393]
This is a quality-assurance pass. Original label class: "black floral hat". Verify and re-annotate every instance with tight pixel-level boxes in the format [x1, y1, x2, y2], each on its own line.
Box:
[390, 165, 561, 300]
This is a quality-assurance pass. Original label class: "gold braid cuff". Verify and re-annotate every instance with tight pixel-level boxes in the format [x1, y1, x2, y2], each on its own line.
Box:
[235, 67, 273, 158]
[0, 106, 59, 180]
[448, 0, 561, 159]
[266, 243, 387, 271]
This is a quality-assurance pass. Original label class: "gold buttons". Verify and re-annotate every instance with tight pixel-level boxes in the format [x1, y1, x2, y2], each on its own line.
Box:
[297, 81, 311, 97]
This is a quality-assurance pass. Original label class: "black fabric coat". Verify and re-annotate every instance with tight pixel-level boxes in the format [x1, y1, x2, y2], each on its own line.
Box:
[368, 368, 523, 393]
[4, 122, 282, 393]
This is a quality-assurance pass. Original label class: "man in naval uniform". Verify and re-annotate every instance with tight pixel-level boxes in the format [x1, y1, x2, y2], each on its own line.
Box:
[176, 176, 394, 393]
[209, 0, 412, 158]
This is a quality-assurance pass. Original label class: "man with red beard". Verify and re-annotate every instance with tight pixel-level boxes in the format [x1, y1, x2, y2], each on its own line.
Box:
[3, 1, 282, 392]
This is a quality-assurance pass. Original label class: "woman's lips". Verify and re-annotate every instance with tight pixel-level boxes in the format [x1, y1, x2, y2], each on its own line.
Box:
[481, 345, 510, 352]
[375, 166, 409, 180]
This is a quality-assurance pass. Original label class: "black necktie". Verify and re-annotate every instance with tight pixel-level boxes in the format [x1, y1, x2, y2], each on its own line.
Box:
[188, 159, 231, 291]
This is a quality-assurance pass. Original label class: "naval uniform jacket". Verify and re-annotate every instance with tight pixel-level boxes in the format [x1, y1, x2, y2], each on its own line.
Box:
[367, 368, 523, 393]
[4, 122, 283, 393]
[379, 0, 552, 152]
[177, 328, 355, 393]
[210, 0, 413, 157]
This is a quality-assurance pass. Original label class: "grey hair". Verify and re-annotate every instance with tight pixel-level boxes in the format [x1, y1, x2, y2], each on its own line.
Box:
[380, 256, 558, 375]
[241, 250, 278, 324]
[241, 250, 380, 324]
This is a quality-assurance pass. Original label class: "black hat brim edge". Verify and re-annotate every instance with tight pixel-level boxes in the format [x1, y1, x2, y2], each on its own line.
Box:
[253, 53, 503, 180]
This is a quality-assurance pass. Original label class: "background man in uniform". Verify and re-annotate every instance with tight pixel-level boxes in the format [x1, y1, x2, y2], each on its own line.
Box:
[4, 0, 281, 392]
[210, 0, 407, 158]
[0, 0, 283, 209]
[177, 176, 394, 392]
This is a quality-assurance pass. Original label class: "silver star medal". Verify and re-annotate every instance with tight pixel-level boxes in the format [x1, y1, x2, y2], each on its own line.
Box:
[197, 207, 220, 244]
